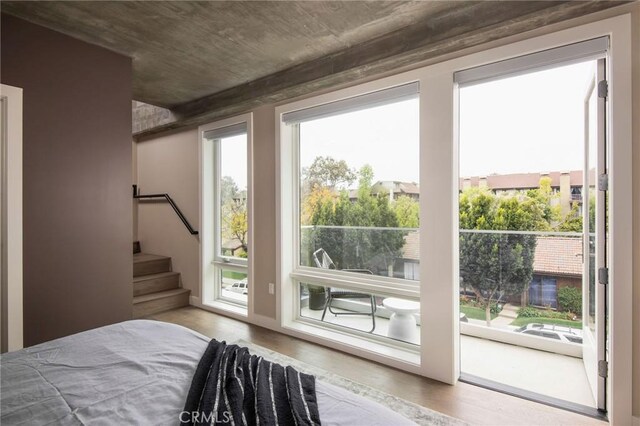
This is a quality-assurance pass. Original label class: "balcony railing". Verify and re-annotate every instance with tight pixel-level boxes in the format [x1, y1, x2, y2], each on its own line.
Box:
[299, 225, 590, 355]
[300, 225, 419, 280]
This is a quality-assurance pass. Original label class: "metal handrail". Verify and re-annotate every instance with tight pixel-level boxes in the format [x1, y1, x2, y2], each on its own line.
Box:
[133, 185, 198, 235]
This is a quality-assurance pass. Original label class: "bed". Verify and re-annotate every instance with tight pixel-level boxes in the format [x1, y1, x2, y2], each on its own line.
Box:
[0, 320, 415, 425]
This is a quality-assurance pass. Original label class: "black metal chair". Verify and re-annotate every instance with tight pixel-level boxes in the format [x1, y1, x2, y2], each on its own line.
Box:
[312, 248, 377, 333]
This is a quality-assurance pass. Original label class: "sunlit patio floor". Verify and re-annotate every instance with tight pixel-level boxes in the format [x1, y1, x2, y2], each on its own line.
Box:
[461, 335, 595, 407]
[301, 307, 595, 408]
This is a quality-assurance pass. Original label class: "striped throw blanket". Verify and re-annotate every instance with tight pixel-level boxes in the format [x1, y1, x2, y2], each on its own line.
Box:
[182, 340, 321, 426]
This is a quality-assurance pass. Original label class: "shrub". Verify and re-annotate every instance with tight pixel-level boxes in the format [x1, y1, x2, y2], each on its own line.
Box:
[557, 286, 582, 314]
[517, 305, 576, 320]
[517, 306, 541, 318]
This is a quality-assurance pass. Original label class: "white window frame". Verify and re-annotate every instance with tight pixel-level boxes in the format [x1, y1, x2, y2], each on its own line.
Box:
[276, 14, 632, 423]
[443, 16, 632, 423]
[277, 73, 426, 365]
[199, 113, 253, 317]
[282, 86, 422, 305]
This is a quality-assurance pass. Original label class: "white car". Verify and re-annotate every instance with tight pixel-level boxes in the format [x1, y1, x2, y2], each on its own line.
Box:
[515, 323, 583, 344]
[227, 279, 249, 295]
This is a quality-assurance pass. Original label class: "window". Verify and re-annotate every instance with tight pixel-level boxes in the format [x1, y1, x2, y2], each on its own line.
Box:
[275, 20, 631, 416]
[528, 276, 557, 309]
[200, 116, 251, 310]
[280, 82, 421, 346]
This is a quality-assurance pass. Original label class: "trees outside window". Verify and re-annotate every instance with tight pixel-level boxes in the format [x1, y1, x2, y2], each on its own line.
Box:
[459, 187, 543, 326]
[302, 163, 406, 277]
[220, 176, 248, 256]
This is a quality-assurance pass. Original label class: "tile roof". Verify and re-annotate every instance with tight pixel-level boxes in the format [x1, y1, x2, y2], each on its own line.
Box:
[533, 236, 583, 277]
[395, 182, 420, 195]
[401, 234, 583, 278]
[459, 170, 595, 191]
[402, 231, 420, 261]
[401, 231, 420, 261]
[222, 238, 243, 250]
[350, 181, 420, 199]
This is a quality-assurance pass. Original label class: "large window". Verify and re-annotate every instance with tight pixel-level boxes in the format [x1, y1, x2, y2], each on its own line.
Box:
[281, 83, 421, 345]
[273, 18, 631, 418]
[201, 119, 250, 309]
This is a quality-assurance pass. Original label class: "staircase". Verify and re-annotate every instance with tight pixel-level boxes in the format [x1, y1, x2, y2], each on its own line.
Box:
[133, 242, 190, 318]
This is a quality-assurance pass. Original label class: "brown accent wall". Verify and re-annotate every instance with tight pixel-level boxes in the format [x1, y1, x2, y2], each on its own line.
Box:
[556, 276, 581, 290]
[1, 14, 133, 346]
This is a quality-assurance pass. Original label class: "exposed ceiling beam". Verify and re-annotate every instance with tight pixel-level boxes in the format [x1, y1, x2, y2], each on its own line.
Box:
[134, 1, 626, 140]
[132, 101, 176, 134]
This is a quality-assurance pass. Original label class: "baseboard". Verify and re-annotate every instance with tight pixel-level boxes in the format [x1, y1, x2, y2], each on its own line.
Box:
[192, 298, 249, 322]
[189, 295, 278, 330]
[250, 313, 279, 330]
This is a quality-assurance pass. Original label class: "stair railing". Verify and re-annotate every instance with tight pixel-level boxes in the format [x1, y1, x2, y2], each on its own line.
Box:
[133, 185, 198, 235]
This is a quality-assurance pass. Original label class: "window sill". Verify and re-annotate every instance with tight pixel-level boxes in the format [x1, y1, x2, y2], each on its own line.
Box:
[283, 318, 421, 367]
[202, 299, 248, 318]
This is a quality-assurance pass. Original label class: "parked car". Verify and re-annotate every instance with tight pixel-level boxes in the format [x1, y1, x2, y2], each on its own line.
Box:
[514, 323, 583, 344]
[228, 278, 249, 295]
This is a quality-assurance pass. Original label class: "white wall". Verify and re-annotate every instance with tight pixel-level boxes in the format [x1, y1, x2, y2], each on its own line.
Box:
[136, 129, 200, 296]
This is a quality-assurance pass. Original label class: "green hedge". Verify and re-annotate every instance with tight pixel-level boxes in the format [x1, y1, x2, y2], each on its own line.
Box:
[517, 305, 576, 320]
[557, 286, 581, 314]
[510, 317, 582, 328]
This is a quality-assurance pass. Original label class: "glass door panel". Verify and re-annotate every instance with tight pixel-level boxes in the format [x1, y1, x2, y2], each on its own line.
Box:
[582, 58, 606, 410]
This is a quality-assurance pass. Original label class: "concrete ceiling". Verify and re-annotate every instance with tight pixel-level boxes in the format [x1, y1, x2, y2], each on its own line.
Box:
[2, 1, 458, 108]
[2, 1, 628, 137]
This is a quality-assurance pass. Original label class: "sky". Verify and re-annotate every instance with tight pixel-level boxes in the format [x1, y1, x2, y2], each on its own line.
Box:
[300, 98, 420, 184]
[459, 61, 595, 177]
[220, 59, 596, 190]
[219, 134, 248, 190]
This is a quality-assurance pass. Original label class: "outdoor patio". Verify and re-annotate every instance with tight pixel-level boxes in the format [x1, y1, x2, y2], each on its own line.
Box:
[300, 306, 594, 407]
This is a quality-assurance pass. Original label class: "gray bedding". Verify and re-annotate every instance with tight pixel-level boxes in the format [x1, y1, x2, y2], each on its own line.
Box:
[1, 320, 414, 425]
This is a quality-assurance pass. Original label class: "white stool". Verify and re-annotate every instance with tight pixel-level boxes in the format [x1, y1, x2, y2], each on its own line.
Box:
[383, 297, 420, 341]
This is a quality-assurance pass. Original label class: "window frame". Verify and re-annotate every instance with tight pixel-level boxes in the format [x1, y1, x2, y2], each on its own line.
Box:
[212, 132, 249, 268]
[276, 14, 632, 422]
[292, 94, 421, 290]
[277, 76, 425, 361]
[199, 113, 253, 315]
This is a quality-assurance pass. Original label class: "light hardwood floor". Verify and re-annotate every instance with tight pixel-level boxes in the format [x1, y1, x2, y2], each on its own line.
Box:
[148, 306, 606, 426]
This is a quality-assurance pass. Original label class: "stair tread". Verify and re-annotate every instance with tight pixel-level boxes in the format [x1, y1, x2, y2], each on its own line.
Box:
[133, 288, 190, 304]
[133, 271, 180, 282]
[133, 253, 171, 263]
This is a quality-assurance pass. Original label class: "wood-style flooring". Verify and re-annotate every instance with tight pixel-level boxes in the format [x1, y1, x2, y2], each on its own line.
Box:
[148, 306, 606, 426]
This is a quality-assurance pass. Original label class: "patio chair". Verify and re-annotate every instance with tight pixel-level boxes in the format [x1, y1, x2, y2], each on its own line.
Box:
[312, 248, 377, 333]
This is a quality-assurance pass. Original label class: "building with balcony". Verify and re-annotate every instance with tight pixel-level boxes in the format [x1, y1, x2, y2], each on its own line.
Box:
[460, 170, 594, 214]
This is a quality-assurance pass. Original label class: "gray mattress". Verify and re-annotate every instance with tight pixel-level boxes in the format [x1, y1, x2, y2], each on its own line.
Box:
[1, 320, 414, 425]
